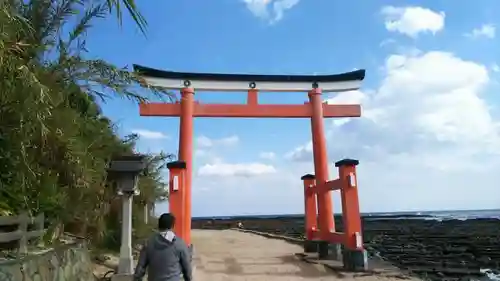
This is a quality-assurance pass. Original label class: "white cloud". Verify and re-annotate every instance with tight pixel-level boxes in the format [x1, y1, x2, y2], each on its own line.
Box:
[465, 24, 496, 39]
[492, 63, 500, 73]
[379, 38, 397, 47]
[195, 149, 208, 157]
[198, 161, 277, 177]
[186, 166, 299, 216]
[220, 135, 240, 146]
[259, 152, 276, 160]
[291, 51, 497, 162]
[285, 141, 312, 162]
[381, 6, 445, 38]
[196, 135, 239, 148]
[326, 90, 369, 127]
[286, 50, 500, 211]
[131, 129, 168, 140]
[326, 90, 367, 105]
[196, 136, 213, 148]
[242, 0, 299, 23]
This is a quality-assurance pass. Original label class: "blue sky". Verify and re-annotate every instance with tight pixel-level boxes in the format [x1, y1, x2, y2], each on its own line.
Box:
[87, 0, 500, 216]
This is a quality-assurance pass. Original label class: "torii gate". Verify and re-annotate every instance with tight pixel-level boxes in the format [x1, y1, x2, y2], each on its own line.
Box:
[134, 65, 368, 270]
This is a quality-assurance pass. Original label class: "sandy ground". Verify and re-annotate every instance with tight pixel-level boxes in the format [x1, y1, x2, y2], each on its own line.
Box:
[192, 229, 422, 281]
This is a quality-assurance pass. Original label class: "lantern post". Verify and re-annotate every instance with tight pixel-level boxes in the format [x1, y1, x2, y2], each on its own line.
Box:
[108, 154, 146, 280]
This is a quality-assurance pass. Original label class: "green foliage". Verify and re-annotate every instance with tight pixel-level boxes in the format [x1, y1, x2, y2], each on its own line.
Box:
[0, 0, 171, 246]
[106, 0, 148, 35]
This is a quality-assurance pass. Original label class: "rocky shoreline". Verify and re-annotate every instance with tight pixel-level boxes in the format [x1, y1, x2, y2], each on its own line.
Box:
[192, 216, 500, 281]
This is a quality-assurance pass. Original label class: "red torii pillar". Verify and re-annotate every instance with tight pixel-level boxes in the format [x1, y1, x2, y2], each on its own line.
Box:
[308, 88, 338, 258]
[336, 159, 367, 271]
[178, 88, 195, 245]
[166, 161, 187, 240]
[301, 174, 318, 253]
[165, 89, 195, 247]
[302, 158, 367, 270]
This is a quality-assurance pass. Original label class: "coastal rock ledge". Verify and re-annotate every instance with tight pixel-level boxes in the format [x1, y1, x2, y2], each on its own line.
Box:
[192, 215, 500, 281]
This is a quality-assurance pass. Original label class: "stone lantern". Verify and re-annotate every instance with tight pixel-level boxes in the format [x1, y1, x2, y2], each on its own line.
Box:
[108, 154, 146, 279]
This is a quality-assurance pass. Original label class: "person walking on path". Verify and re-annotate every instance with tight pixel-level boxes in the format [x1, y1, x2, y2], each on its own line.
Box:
[134, 213, 193, 281]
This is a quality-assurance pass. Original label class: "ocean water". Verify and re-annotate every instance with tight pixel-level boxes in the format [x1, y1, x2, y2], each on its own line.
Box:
[193, 208, 500, 221]
[363, 209, 500, 221]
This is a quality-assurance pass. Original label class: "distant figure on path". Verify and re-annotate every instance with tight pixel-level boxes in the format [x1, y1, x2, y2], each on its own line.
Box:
[134, 213, 192, 281]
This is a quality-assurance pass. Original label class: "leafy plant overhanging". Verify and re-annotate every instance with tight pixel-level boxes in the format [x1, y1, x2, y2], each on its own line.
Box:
[0, 0, 171, 247]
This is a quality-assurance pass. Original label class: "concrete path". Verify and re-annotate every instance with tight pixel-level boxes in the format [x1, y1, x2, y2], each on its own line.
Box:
[192, 229, 420, 281]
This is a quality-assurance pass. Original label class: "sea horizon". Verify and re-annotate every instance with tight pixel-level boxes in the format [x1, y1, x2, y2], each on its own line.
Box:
[191, 208, 500, 221]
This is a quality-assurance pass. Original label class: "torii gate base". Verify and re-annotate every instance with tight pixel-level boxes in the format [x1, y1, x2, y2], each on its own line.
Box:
[302, 158, 367, 271]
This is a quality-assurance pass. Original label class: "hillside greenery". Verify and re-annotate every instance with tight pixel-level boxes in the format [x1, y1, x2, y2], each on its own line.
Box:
[0, 0, 171, 248]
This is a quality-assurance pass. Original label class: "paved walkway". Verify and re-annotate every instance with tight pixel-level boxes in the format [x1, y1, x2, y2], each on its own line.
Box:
[192, 229, 419, 281]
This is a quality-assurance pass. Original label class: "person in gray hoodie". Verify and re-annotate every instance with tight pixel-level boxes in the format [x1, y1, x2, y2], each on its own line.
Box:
[134, 213, 192, 281]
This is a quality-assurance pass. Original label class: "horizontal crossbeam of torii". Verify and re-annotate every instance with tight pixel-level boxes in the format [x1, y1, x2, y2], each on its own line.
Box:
[134, 64, 366, 254]
[140, 102, 361, 118]
[135, 64, 364, 118]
